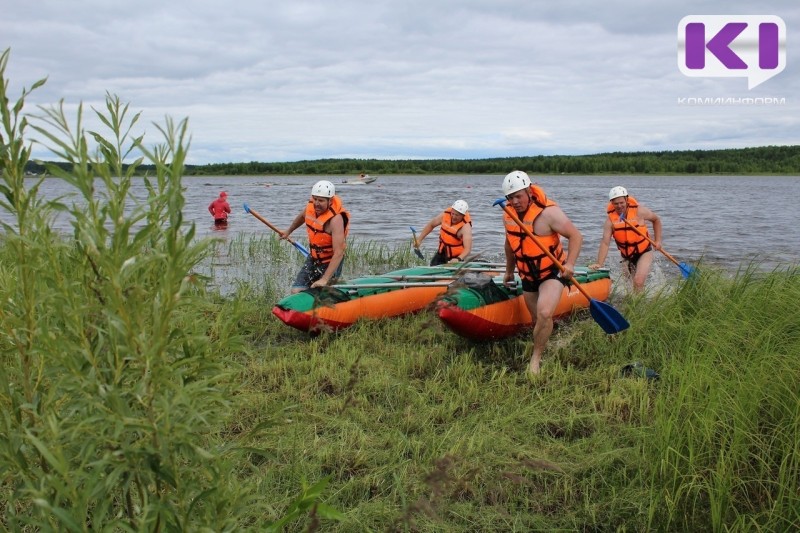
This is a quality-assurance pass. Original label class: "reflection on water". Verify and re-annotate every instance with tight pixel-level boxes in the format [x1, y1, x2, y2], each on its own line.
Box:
[3, 174, 799, 293]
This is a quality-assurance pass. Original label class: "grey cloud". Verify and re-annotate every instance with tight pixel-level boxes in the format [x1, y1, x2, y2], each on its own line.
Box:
[3, 0, 798, 163]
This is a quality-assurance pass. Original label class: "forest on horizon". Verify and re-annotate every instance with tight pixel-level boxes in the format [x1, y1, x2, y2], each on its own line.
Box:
[25, 145, 800, 176]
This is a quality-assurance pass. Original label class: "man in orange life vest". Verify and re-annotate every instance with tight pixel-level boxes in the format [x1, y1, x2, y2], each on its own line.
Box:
[208, 191, 231, 226]
[281, 180, 350, 294]
[501, 171, 583, 375]
[589, 186, 662, 292]
[413, 200, 473, 265]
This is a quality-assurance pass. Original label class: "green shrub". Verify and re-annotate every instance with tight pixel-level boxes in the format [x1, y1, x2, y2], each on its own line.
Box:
[0, 48, 337, 532]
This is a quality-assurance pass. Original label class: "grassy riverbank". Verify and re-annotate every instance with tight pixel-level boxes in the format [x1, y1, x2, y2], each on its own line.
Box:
[2, 51, 798, 531]
[222, 251, 800, 531]
[3, 226, 799, 530]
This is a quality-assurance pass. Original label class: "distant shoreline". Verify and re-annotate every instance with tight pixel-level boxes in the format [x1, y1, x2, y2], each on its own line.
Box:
[27, 171, 800, 178]
[25, 145, 800, 177]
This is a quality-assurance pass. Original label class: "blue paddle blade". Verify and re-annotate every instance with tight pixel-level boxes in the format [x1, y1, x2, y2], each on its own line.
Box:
[678, 262, 695, 279]
[292, 241, 310, 258]
[243, 203, 251, 213]
[409, 226, 424, 259]
[589, 299, 630, 334]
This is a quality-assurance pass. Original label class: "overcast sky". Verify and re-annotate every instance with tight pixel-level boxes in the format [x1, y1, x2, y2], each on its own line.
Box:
[3, 0, 799, 164]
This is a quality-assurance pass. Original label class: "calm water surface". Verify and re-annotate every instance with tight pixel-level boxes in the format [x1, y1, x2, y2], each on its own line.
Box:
[170, 174, 800, 270]
[4, 174, 800, 277]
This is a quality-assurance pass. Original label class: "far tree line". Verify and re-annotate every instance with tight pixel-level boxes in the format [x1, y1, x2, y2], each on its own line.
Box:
[25, 145, 800, 176]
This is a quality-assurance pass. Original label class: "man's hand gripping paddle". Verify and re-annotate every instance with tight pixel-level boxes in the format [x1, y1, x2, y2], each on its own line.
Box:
[409, 226, 425, 260]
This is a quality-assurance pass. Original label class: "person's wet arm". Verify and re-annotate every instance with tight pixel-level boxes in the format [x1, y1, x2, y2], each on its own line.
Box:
[590, 219, 613, 269]
[503, 238, 515, 286]
[415, 213, 443, 247]
[454, 224, 473, 261]
[281, 210, 305, 239]
[648, 209, 663, 249]
[549, 208, 582, 277]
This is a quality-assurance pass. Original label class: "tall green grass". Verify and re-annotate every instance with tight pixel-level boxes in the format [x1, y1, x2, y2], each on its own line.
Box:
[0, 49, 326, 531]
[223, 254, 799, 530]
[2, 48, 798, 531]
[640, 266, 800, 531]
[200, 230, 421, 300]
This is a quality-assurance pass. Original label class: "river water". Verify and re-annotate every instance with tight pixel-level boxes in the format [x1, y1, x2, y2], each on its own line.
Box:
[161, 174, 800, 270]
[3, 174, 799, 286]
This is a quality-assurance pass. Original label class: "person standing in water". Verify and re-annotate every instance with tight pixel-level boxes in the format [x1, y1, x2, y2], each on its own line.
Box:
[208, 191, 231, 226]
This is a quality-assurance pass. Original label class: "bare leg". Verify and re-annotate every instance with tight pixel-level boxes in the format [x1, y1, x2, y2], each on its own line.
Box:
[522, 291, 540, 372]
[523, 278, 565, 375]
[620, 260, 633, 292]
[632, 251, 654, 292]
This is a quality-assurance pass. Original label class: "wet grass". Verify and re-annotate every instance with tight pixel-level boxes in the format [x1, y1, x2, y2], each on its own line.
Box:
[199, 231, 421, 298]
[225, 243, 800, 530]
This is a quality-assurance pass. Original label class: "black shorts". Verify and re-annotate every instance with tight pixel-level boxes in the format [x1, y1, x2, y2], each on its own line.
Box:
[292, 257, 344, 290]
[214, 218, 228, 226]
[521, 272, 567, 293]
[623, 245, 653, 273]
[429, 252, 451, 266]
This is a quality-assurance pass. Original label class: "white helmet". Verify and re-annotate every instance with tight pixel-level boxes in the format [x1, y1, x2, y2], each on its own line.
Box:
[311, 180, 335, 198]
[451, 199, 469, 215]
[502, 170, 531, 196]
[608, 186, 628, 200]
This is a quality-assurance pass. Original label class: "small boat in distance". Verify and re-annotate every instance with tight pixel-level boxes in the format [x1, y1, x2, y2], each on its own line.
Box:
[341, 173, 378, 185]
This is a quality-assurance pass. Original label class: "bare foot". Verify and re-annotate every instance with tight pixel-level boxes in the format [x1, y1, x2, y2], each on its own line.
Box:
[528, 360, 541, 375]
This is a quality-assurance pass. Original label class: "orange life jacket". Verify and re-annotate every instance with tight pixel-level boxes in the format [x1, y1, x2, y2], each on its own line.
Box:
[503, 185, 564, 281]
[305, 196, 350, 263]
[607, 196, 650, 260]
[437, 208, 472, 260]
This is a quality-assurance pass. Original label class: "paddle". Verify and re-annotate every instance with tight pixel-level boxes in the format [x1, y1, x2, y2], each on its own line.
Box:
[332, 280, 516, 293]
[493, 198, 629, 334]
[333, 281, 454, 290]
[438, 267, 506, 274]
[381, 273, 503, 281]
[458, 251, 484, 264]
[409, 226, 425, 260]
[439, 262, 508, 268]
[243, 203, 310, 257]
[621, 218, 695, 278]
[382, 275, 465, 281]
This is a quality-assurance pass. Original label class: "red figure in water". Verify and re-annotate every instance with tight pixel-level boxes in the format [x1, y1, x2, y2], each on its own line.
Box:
[208, 191, 231, 227]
